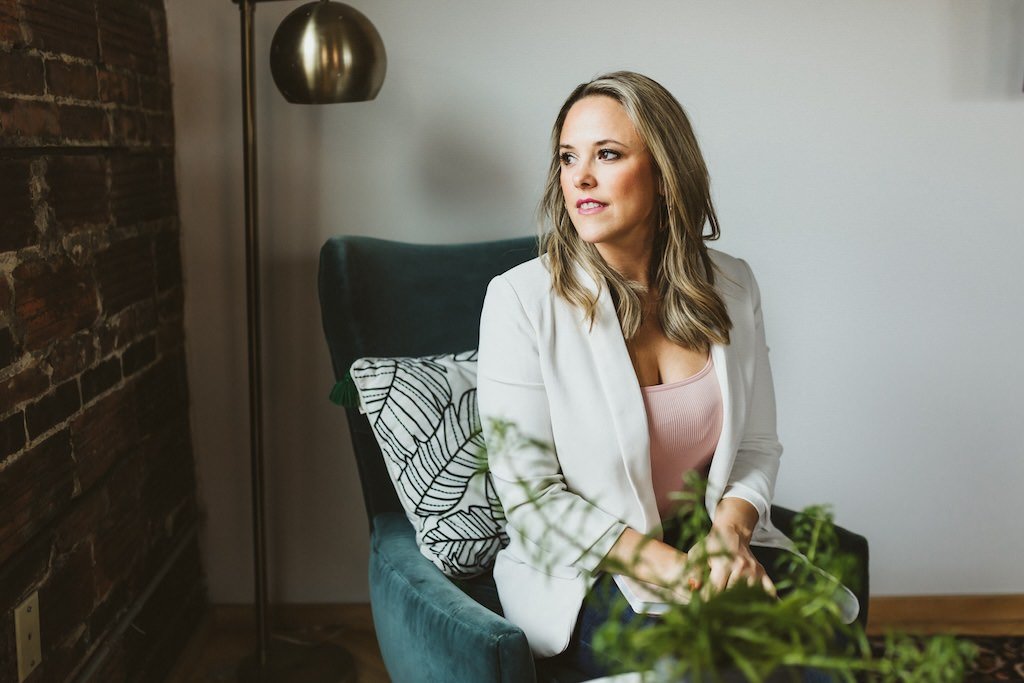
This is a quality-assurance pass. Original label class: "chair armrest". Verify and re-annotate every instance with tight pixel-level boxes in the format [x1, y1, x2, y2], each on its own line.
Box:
[771, 505, 870, 629]
[369, 512, 537, 683]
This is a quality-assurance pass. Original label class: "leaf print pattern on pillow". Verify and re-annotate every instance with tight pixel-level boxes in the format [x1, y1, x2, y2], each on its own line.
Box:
[350, 350, 508, 578]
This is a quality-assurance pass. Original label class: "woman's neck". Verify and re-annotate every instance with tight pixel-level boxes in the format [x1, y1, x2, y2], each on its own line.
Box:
[595, 240, 654, 289]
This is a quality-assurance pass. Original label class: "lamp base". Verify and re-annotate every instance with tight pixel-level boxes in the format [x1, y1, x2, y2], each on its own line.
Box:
[238, 639, 356, 683]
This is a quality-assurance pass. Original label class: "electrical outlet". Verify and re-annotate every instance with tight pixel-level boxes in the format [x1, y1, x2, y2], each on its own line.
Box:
[15, 591, 41, 682]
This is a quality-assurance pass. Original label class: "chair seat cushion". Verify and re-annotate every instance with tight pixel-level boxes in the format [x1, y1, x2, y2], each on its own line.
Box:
[369, 512, 543, 683]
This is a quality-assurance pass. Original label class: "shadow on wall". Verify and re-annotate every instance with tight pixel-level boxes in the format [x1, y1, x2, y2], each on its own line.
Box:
[415, 102, 537, 239]
[261, 251, 372, 602]
[949, 0, 1024, 100]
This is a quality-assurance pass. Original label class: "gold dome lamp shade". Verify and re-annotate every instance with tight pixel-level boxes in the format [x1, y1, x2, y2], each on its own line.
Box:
[270, 0, 386, 104]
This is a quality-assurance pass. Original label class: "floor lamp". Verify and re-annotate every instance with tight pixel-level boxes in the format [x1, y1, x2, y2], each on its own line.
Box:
[231, 1, 385, 680]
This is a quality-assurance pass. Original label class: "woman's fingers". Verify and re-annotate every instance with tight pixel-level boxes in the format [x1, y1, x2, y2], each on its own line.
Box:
[685, 536, 776, 598]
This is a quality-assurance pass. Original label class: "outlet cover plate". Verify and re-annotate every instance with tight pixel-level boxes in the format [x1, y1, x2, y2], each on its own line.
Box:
[15, 591, 42, 682]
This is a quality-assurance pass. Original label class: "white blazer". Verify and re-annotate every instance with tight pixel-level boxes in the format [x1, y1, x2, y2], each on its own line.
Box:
[477, 248, 859, 657]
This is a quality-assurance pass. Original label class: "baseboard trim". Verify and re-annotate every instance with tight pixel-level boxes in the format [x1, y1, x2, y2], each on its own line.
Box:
[868, 594, 1024, 635]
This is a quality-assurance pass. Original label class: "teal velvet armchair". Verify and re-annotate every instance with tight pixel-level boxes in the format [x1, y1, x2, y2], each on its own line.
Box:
[317, 236, 869, 683]
[318, 235, 591, 682]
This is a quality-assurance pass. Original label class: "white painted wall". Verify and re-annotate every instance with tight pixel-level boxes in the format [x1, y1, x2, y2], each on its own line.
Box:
[166, 0, 1024, 602]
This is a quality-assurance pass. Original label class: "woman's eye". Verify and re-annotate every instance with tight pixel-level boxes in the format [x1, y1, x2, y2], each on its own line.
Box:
[597, 148, 620, 161]
[559, 152, 576, 165]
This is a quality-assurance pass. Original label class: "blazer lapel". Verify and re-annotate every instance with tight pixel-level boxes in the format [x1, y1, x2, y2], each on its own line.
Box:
[705, 272, 748, 519]
[575, 264, 659, 534]
[705, 341, 741, 516]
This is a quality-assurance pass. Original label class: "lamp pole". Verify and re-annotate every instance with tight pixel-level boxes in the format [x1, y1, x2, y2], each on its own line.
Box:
[238, 0, 271, 666]
[230, 1, 385, 679]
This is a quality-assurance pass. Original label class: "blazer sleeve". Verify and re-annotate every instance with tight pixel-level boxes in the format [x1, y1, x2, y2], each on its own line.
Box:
[720, 259, 782, 529]
[477, 275, 626, 574]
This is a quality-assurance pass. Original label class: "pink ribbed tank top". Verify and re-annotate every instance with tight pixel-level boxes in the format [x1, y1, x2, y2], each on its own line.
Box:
[641, 354, 723, 520]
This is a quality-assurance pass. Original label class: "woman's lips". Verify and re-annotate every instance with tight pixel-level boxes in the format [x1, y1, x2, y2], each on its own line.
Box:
[576, 199, 607, 215]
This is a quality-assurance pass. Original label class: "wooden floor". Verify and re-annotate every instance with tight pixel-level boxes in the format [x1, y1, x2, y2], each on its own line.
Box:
[164, 604, 389, 683]
[166, 596, 1024, 682]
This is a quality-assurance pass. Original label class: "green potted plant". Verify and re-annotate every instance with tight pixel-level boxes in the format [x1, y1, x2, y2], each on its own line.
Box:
[488, 419, 976, 683]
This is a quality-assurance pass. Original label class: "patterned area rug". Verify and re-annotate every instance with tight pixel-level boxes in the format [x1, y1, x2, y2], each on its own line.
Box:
[965, 637, 1024, 682]
[869, 636, 1024, 681]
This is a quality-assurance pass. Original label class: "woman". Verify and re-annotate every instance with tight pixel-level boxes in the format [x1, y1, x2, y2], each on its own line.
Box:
[476, 71, 858, 676]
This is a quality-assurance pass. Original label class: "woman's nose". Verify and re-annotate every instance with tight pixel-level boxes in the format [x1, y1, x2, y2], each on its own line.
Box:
[573, 164, 595, 189]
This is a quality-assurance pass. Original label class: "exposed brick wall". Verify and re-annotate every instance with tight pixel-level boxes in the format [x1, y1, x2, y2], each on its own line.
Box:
[1, 0, 205, 681]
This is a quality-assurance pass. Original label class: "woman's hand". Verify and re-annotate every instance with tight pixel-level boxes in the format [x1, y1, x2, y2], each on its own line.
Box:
[600, 527, 690, 595]
[686, 497, 776, 598]
[686, 525, 776, 598]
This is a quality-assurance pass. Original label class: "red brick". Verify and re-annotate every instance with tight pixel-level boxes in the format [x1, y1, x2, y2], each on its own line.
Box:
[26, 377, 80, 439]
[97, 66, 136, 105]
[0, 0, 23, 47]
[0, 48, 44, 96]
[0, 429, 74, 566]
[97, 0, 155, 74]
[96, 236, 153, 313]
[81, 355, 120, 402]
[45, 58, 98, 101]
[94, 449, 145, 595]
[0, 97, 60, 142]
[0, 363, 48, 415]
[54, 485, 106, 554]
[157, 286, 182, 320]
[0, 156, 37, 250]
[58, 103, 108, 143]
[71, 388, 137, 492]
[155, 231, 182, 292]
[0, 325, 16, 369]
[40, 542, 96, 665]
[146, 111, 173, 147]
[95, 300, 156, 355]
[2, 0, 204, 679]
[12, 257, 99, 351]
[120, 334, 154, 377]
[138, 76, 168, 111]
[156, 318, 183, 354]
[0, 273, 11, 311]
[22, 0, 99, 60]
[111, 153, 167, 224]
[45, 328, 97, 383]
[46, 155, 108, 231]
[0, 528, 51, 617]
[135, 354, 187, 434]
[160, 155, 177, 207]
[0, 410, 25, 458]
[141, 430, 194, 530]
[0, 617, 15, 681]
[111, 106, 145, 144]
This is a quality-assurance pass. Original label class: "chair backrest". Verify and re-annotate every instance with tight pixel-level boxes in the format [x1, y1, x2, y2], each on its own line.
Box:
[317, 235, 537, 525]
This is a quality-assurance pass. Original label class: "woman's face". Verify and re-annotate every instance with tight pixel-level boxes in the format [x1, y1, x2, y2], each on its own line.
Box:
[558, 95, 660, 260]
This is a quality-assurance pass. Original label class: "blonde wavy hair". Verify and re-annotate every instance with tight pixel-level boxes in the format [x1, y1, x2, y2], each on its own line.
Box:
[540, 71, 731, 347]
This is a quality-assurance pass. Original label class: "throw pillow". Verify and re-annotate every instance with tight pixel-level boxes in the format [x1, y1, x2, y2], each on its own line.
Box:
[349, 350, 508, 578]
